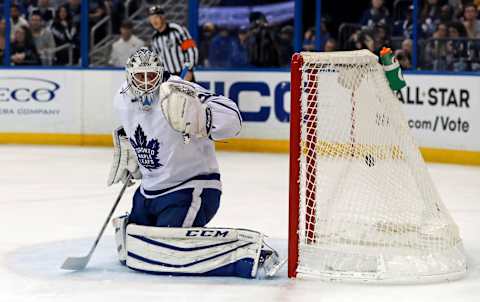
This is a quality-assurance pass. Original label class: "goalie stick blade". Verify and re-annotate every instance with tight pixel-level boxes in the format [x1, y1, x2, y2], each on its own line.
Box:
[60, 255, 91, 271]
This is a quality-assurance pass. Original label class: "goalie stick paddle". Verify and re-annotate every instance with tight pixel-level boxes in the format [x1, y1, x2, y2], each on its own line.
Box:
[61, 174, 133, 271]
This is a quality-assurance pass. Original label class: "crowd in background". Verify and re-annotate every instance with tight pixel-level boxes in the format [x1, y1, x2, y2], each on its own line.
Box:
[198, 11, 294, 68]
[0, 0, 127, 65]
[1, 0, 480, 71]
[196, 0, 480, 71]
[324, 0, 480, 71]
[1, 0, 83, 65]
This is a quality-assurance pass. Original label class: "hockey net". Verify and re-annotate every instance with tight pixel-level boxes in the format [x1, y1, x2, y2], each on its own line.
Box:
[288, 50, 467, 283]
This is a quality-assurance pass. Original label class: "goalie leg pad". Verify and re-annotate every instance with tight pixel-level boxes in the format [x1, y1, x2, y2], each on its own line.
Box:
[125, 225, 264, 278]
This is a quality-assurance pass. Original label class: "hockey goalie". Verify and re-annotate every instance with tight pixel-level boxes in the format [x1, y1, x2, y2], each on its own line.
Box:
[107, 48, 281, 278]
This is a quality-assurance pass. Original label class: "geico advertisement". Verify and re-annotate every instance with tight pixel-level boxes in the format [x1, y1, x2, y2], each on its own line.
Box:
[197, 71, 290, 140]
[0, 70, 82, 133]
[197, 71, 480, 151]
[400, 74, 479, 151]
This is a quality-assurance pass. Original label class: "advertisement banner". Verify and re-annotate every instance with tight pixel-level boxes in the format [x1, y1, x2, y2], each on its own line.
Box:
[0, 69, 478, 157]
[399, 74, 479, 151]
[197, 71, 290, 140]
[0, 70, 82, 134]
[197, 71, 480, 152]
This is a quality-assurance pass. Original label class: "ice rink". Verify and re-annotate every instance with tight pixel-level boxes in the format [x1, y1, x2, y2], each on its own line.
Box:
[0, 145, 479, 302]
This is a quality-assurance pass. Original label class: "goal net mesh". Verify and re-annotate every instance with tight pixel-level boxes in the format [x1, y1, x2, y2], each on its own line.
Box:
[296, 50, 467, 282]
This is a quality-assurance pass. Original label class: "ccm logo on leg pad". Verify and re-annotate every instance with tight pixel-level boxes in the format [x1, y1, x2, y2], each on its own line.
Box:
[185, 230, 229, 237]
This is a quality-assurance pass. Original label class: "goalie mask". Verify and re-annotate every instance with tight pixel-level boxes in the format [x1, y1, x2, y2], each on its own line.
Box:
[126, 47, 164, 110]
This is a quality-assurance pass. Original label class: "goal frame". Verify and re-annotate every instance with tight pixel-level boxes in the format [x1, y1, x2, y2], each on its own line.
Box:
[287, 51, 467, 282]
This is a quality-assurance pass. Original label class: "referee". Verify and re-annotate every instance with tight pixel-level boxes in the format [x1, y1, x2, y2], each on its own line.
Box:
[148, 5, 198, 81]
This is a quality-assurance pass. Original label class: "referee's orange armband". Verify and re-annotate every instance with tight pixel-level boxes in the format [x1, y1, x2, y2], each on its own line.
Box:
[181, 39, 197, 51]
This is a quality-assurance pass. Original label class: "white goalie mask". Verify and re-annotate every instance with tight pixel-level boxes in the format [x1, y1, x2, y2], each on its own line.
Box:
[126, 47, 164, 110]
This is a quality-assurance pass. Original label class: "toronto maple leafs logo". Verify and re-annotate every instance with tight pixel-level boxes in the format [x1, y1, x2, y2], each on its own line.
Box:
[130, 125, 162, 171]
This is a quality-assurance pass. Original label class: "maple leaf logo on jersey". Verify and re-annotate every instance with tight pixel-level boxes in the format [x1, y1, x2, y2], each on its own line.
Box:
[130, 125, 162, 171]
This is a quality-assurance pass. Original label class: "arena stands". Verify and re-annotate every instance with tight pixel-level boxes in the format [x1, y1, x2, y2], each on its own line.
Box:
[1, 0, 479, 71]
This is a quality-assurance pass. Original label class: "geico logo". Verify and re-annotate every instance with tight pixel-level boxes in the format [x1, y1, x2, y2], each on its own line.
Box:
[198, 80, 290, 123]
[0, 77, 60, 102]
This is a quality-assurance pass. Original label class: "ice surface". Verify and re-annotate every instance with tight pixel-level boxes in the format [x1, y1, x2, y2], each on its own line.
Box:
[0, 146, 478, 302]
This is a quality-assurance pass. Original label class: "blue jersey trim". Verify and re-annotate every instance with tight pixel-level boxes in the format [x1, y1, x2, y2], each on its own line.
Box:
[142, 173, 221, 196]
[129, 234, 238, 251]
[127, 258, 255, 278]
[127, 242, 252, 268]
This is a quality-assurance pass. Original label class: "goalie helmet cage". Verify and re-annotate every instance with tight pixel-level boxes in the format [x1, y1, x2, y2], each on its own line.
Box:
[288, 50, 467, 283]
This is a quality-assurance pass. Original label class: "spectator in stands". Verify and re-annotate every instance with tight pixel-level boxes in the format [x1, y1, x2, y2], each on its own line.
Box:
[434, 22, 449, 39]
[421, 0, 442, 36]
[51, 6, 79, 65]
[393, 5, 414, 38]
[395, 39, 412, 69]
[29, 0, 55, 26]
[13, 1, 32, 17]
[10, 25, 41, 65]
[109, 20, 144, 67]
[30, 12, 56, 65]
[448, 0, 467, 20]
[303, 27, 315, 51]
[425, 23, 449, 70]
[63, 0, 81, 25]
[0, 18, 5, 62]
[89, 0, 108, 44]
[448, 21, 468, 38]
[245, 11, 281, 67]
[277, 25, 293, 66]
[104, 0, 126, 34]
[198, 22, 216, 66]
[10, 4, 29, 40]
[324, 38, 337, 52]
[208, 28, 237, 67]
[230, 26, 249, 67]
[439, 4, 455, 25]
[422, 0, 442, 21]
[347, 29, 375, 52]
[396, 50, 412, 69]
[401, 38, 413, 59]
[462, 4, 480, 38]
[373, 24, 391, 52]
[360, 0, 390, 28]
[446, 21, 468, 70]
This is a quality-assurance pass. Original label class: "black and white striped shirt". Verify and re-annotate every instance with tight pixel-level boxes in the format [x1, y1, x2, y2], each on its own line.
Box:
[151, 23, 199, 75]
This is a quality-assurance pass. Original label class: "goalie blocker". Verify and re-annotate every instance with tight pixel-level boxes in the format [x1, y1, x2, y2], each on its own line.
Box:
[112, 216, 283, 278]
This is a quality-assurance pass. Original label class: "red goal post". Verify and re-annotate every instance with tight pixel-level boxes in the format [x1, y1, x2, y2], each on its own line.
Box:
[289, 53, 316, 278]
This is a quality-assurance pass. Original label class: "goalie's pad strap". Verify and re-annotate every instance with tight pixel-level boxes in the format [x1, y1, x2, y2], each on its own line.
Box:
[125, 225, 263, 278]
[112, 215, 128, 265]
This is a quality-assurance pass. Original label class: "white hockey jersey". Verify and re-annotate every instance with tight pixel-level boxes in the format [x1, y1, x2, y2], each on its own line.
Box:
[113, 76, 242, 197]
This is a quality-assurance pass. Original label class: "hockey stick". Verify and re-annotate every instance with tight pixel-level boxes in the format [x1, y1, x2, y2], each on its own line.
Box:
[179, 63, 191, 79]
[61, 174, 133, 271]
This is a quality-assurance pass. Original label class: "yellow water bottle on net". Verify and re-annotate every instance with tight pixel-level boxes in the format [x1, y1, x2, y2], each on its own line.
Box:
[380, 47, 406, 91]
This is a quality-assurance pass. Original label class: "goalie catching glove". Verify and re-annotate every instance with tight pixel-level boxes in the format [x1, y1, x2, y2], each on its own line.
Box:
[160, 78, 212, 142]
[107, 127, 142, 186]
